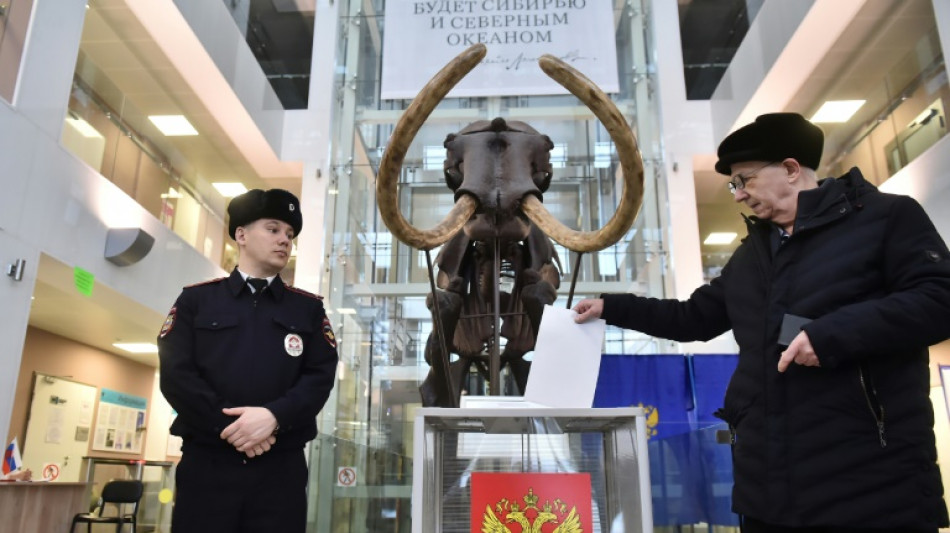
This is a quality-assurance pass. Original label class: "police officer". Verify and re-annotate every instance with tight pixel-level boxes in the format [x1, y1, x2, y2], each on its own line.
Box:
[158, 188, 338, 532]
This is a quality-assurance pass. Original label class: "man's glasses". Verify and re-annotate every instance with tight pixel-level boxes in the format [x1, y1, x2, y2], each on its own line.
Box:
[727, 161, 778, 194]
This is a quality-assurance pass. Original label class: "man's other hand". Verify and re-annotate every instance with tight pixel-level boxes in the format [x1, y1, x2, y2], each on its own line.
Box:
[778, 330, 821, 372]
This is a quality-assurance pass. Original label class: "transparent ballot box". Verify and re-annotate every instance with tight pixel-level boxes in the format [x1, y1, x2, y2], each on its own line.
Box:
[411, 406, 652, 532]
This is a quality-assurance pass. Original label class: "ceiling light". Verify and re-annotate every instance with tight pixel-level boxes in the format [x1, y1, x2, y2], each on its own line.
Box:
[810, 100, 865, 123]
[66, 117, 103, 138]
[337, 307, 357, 315]
[704, 232, 738, 245]
[148, 115, 199, 136]
[113, 342, 158, 354]
[212, 182, 248, 197]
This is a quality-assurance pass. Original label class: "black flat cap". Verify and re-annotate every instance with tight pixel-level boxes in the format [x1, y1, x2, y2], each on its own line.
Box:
[227, 188, 302, 239]
[715, 113, 824, 175]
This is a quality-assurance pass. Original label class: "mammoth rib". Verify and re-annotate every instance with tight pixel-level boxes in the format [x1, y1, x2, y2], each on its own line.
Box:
[376, 45, 487, 250]
[521, 55, 645, 253]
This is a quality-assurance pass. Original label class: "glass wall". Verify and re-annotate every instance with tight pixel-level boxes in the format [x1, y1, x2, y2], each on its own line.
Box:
[310, 1, 672, 530]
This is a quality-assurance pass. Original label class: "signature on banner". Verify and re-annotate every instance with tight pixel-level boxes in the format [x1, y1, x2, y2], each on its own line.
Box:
[483, 49, 594, 70]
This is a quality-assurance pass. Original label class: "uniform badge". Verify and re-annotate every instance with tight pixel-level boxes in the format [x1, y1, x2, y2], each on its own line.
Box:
[285, 334, 304, 357]
[323, 317, 336, 348]
[159, 307, 176, 338]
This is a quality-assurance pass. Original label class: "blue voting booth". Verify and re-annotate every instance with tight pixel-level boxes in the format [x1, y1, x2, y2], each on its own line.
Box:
[593, 354, 739, 527]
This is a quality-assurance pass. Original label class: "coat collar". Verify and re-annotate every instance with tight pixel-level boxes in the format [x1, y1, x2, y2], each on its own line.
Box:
[226, 268, 286, 301]
[743, 166, 873, 237]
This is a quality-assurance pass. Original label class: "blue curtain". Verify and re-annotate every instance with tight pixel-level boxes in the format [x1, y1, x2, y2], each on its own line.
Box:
[593, 354, 739, 527]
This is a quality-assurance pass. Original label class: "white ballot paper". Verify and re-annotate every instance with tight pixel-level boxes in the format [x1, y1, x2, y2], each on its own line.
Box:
[524, 304, 607, 408]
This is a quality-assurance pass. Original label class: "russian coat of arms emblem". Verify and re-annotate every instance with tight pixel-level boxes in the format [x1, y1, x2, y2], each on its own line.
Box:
[471, 472, 592, 533]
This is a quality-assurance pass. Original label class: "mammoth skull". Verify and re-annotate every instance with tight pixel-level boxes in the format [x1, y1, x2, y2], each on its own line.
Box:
[376, 43, 645, 253]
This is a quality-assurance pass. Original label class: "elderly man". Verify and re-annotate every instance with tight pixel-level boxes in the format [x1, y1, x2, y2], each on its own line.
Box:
[574, 113, 950, 532]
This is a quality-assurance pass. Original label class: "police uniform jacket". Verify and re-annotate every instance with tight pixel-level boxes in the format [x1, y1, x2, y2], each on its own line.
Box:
[600, 167, 950, 529]
[158, 269, 338, 458]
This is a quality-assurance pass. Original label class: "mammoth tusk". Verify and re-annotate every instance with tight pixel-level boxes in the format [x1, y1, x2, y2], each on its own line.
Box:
[376, 44, 486, 250]
[521, 55, 645, 253]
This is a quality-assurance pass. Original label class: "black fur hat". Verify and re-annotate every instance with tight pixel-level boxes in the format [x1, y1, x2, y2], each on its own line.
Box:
[227, 188, 302, 239]
[715, 113, 824, 175]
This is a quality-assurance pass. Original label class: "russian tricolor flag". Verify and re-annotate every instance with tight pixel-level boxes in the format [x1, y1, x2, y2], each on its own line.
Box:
[2, 438, 22, 475]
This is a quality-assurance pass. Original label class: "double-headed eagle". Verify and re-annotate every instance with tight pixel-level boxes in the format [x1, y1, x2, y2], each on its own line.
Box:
[481, 488, 583, 533]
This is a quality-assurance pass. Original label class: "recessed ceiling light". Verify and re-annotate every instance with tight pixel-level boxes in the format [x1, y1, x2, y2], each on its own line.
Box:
[212, 182, 248, 198]
[66, 117, 103, 138]
[337, 308, 357, 315]
[810, 100, 865, 123]
[148, 115, 199, 136]
[113, 342, 158, 354]
[704, 232, 738, 245]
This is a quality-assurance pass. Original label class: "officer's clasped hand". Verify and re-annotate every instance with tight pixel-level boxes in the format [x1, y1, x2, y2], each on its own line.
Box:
[220, 406, 280, 458]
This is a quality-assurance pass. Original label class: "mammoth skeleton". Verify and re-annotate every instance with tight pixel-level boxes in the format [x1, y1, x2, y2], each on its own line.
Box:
[377, 44, 645, 407]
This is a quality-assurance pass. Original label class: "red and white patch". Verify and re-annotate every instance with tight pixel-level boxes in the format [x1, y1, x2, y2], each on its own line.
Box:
[323, 317, 336, 348]
[159, 307, 177, 338]
[284, 333, 304, 357]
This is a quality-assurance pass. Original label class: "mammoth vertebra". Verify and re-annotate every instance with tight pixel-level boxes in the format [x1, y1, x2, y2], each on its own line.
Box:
[376, 43, 645, 407]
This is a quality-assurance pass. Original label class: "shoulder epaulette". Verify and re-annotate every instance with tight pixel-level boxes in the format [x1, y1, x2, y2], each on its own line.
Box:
[184, 276, 227, 289]
[285, 284, 324, 300]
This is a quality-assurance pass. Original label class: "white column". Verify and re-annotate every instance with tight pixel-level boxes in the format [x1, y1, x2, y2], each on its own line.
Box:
[285, 0, 341, 294]
[934, 0, 950, 79]
[13, 0, 87, 137]
[649, 0, 711, 300]
[0, 234, 39, 445]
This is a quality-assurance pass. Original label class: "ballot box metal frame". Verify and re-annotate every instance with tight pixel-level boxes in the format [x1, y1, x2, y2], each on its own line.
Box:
[411, 406, 652, 532]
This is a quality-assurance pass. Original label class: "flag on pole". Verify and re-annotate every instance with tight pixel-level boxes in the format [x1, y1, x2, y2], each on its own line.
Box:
[2, 438, 23, 475]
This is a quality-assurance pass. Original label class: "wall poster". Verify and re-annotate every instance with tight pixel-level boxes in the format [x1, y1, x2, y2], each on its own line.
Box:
[381, 1, 619, 99]
[92, 388, 147, 454]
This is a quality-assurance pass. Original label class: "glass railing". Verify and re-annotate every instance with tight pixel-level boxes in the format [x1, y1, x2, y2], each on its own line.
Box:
[61, 76, 231, 271]
[307, 433, 413, 532]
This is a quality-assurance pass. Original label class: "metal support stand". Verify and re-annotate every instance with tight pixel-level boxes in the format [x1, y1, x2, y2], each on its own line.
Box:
[425, 249, 458, 407]
[566, 251, 584, 308]
[491, 237, 502, 396]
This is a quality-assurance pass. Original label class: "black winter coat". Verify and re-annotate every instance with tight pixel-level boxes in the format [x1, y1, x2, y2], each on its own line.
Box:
[602, 168, 950, 529]
[158, 269, 339, 459]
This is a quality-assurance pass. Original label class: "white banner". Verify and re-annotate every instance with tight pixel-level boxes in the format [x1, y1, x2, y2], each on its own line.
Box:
[381, 1, 619, 99]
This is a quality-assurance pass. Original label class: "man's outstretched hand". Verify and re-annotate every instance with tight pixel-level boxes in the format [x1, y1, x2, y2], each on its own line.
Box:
[573, 298, 604, 323]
